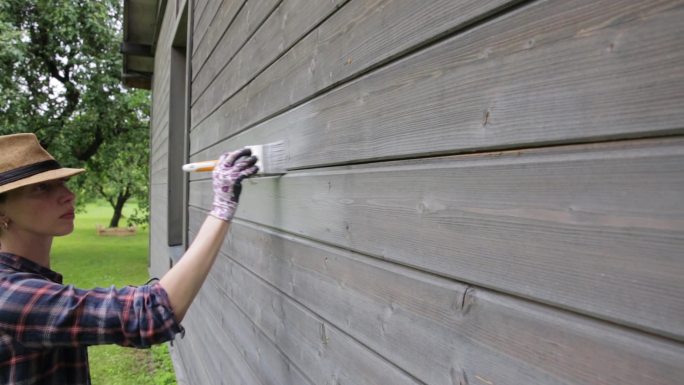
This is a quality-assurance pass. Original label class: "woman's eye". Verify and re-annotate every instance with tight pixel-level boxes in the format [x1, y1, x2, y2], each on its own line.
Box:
[30, 179, 70, 194]
[35, 181, 60, 192]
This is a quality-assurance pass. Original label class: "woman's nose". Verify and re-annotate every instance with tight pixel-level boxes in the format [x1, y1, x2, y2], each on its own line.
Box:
[58, 185, 76, 204]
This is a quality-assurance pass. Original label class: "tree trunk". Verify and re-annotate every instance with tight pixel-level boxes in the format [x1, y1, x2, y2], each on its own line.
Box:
[109, 192, 130, 228]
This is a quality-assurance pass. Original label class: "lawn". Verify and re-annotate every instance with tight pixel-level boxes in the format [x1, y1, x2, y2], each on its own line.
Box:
[51, 201, 177, 385]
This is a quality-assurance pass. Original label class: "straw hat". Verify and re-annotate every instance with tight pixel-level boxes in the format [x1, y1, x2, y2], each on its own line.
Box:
[0, 133, 85, 194]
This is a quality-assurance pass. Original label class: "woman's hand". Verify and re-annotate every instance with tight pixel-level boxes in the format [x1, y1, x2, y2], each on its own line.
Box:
[209, 148, 258, 221]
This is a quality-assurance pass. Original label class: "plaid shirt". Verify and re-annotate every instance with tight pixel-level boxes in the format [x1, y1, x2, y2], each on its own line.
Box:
[0, 252, 182, 385]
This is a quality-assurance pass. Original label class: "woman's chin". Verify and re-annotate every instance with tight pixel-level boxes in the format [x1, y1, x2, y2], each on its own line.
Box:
[54, 225, 75, 236]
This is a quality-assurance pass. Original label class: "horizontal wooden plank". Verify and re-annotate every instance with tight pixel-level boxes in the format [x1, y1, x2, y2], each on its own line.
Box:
[190, 0, 684, 166]
[156, 4, 175, 48]
[192, 0, 224, 56]
[148, 218, 171, 277]
[190, 0, 518, 152]
[189, 208, 684, 384]
[169, 340, 200, 384]
[171, 312, 226, 384]
[150, 107, 167, 127]
[150, 158, 167, 174]
[153, 12, 175, 76]
[190, 0, 347, 127]
[150, 134, 167, 156]
[206, 279, 420, 385]
[148, 243, 184, 279]
[149, 160, 168, 179]
[189, 240, 424, 384]
[183, 291, 269, 385]
[151, 55, 170, 83]
[151, 100, 168, 121]
[166, 343, 188, 385]
[149, 171, 168, 185]
[191, 0, 245, 79]
[150, 122, 168, 150]
[192, 273, 316, 385]
[193, 0, 208, 17]
[151, 89, 170, 115]
[147, 251, 169, 279]
[171, 341, 200, 385]
[149, 184, 167, 199]
[150, 125, 167, 150]
[189, 138, 684, 340]
[194, 210, 471, 385]
[149, 145, 168, 166]
[190, 209, 684, 384]
[150, 110, 169, 139]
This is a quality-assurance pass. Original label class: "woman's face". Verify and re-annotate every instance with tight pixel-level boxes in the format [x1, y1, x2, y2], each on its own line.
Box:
[0, 178, 76, 237]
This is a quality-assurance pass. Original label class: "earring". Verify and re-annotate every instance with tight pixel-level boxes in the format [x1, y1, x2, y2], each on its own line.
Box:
[1, 221, 8, 231]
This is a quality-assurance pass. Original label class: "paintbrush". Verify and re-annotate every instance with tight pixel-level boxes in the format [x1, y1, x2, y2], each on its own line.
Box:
[182, 141, 287, 176]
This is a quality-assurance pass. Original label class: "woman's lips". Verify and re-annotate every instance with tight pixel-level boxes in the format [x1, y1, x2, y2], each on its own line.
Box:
[60, 212, 75, 219]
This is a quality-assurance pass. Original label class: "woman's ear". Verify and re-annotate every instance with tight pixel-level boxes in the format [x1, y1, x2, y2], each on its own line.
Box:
[0, 195, 8, 239]
[0, 214, 8, 235]
[0, 205, 10, 223]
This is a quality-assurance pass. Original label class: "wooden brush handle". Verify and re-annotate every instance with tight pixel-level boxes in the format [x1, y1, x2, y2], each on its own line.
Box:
[182, 160, 217, 172]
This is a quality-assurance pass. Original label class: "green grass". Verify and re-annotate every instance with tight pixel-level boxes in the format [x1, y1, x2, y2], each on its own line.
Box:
[51, 201, 177, 385]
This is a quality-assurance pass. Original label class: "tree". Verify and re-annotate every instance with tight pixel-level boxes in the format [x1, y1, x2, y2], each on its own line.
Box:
[71, 90, 150, 228]
[0, 0, 150, 227]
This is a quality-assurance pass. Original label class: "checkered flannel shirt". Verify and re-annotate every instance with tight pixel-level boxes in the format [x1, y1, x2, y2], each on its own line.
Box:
[0, 252, 183, 385]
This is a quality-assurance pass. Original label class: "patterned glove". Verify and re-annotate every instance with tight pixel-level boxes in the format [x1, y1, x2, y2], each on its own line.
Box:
[209, 148, 259, 221]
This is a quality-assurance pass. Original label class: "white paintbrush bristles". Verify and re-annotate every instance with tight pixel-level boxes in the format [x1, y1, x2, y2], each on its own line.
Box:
[245, 141, 287, 175]
[181, 141, 287, 175]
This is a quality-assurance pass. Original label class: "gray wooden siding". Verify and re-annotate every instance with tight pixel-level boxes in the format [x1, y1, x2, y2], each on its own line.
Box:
[187, 208, 683, 385]
[148, 0, 684, 383]
[148, 0, 175, 280]
[190, 0, 347, 127]
[189, 0, 684, 161]
[190, 137, 684, 340]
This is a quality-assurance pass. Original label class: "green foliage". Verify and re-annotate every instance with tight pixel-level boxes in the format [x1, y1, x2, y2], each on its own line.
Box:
[71, 90, 151, 227]
[0, 0, 150, 226]
[51, 201, 176, 385]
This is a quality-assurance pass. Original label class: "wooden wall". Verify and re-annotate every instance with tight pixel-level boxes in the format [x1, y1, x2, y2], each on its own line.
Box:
[150, 0, 684, 383]
[149, 0, 173, 281]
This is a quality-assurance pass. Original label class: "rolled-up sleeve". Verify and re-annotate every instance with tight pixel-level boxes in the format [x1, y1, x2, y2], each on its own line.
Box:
[0, 273, 183, 349]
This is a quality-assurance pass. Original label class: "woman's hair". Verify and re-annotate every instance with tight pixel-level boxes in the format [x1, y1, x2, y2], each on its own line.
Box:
[0, 193, 5, 241]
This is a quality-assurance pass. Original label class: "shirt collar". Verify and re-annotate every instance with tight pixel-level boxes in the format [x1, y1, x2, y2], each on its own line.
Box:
[0, 252, 63, 283]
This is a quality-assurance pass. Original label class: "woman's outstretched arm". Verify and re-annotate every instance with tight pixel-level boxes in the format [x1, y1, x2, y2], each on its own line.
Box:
[160, 149, 258, 322]
[159, 215, 228, 321]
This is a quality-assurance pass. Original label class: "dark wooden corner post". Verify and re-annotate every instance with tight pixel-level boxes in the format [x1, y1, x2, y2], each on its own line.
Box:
[167, 1, 191, 252]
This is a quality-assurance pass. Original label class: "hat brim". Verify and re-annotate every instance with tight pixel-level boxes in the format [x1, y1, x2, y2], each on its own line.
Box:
[0, 168, 85, 194]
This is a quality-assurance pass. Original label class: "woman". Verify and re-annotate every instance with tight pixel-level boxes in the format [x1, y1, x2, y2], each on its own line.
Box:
[0, 133, 258, 384]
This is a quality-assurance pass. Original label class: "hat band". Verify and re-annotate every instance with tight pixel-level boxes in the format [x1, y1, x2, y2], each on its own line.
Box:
[0, 160, 62, 187]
